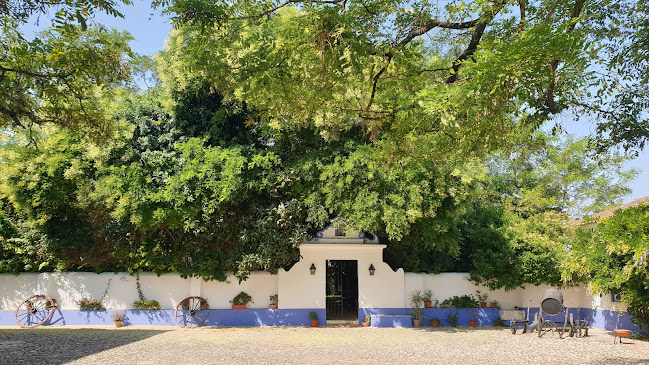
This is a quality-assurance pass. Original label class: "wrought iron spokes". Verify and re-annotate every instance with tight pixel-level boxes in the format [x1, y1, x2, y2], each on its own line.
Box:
[15, 295, 55, 328]
[175, 296, 209, 327]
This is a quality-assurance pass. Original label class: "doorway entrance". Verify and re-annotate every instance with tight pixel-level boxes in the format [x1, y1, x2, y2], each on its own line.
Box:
[326, 260, 358, 320]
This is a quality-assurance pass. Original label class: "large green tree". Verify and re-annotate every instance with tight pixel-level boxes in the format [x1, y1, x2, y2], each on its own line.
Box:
[564, 204, 649, 331]
[154, 0, 649, 159]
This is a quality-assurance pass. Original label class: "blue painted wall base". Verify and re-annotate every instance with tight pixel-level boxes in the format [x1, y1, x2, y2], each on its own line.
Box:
[1, 309, 326, 327]
[1, 307, 644, 333]
[359, 308, 500, 327]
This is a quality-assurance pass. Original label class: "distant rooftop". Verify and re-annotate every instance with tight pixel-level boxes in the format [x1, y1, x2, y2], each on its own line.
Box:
[589, 196, 649, 220]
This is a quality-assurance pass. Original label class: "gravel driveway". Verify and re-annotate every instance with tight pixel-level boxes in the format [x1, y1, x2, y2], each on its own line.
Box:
[1, 326, 648, 364]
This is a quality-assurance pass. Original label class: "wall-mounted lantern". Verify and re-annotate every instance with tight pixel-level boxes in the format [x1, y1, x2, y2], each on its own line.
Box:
[310, 263, 316, 275]
[369, 264, 375, 276]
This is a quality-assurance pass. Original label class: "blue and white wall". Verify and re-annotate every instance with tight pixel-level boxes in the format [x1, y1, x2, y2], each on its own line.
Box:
[0, 226, 643, 331]
[0, 271, 642, 331]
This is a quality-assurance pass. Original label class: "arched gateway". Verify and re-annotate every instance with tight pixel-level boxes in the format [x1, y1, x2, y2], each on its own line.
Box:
[278, 226, 405, 325]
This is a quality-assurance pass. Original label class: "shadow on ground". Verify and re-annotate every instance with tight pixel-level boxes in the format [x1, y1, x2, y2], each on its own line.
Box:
[0, 328, 168, 364]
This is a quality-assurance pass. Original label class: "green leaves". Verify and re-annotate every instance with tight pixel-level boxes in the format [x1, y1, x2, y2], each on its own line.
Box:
[566, 204, 649, 330]
[0, 26, 133, 140]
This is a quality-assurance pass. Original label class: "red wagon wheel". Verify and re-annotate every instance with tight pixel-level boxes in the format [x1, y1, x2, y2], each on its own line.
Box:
[174, 296, 209, 327]
[15, 294, 55, 328]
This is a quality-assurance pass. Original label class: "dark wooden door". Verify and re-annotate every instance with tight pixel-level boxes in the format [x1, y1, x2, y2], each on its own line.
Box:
[326, 260, 358, 320]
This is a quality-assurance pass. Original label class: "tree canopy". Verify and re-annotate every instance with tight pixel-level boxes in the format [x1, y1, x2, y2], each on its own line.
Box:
[0, 0, 646, 297]
[565, 204, 649, 331]
[154, 0, 648, 158]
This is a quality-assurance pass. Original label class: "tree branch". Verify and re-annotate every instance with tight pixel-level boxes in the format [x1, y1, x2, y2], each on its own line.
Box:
[542, 0, 585, 112]
[366, 55, 392, 112]
[398, 18, 480, 48]
[446, 1, 506, 84]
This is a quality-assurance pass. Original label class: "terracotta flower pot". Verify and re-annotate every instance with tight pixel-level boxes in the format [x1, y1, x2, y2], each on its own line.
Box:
[114, 320, 122, 328]
[311, 320, 319, 327]
[361, 321, 370, 327]
[430, 320, 439, 328]
[424, 301, 432, 308]
[490, 302, 498, 308]
[469, 320, 478, 328]
[232, 304, 246, 310]
[412, 319, 422, 328]
[480, 302, 487, 308]
[269, 304, 278, 309]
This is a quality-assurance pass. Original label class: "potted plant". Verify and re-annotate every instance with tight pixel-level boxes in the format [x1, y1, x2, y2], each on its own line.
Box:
[447, 310, 458, 327]
[476, 291, 488, 308]
[111, 311, 125, 327]
[409, 290, 424, 327]
[269, 294, 278, 309]
[490, 300, 499, 309]
[362, 314, 371, 327]
[422, 290, 433, 308]
[469, 308, 478, 328]
[309, 311, 319, 327]
[411, 307, 424, 327]
[200, 298, 210, 310]
[429, 317, 440, 328]
[230, 291, 253, 309]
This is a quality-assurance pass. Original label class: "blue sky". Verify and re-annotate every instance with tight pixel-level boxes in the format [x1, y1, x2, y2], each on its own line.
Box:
[20, 1, 649, 203]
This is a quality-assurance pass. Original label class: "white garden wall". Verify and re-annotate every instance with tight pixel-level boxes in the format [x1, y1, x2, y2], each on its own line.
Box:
[0, 228, 620, 313]
[0, 271, 616, 312]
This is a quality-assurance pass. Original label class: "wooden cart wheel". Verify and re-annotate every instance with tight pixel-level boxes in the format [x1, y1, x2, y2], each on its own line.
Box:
[15, 295, 55, 328]
[174, 296, 209, 327]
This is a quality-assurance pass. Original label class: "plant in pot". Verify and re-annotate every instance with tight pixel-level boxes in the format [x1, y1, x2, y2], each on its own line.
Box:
[447, 310, 459, 327]
[429, 317, 440, 328]
[422, 290, 433, 308]
[111, 311, 125, 328]
[469, 308, 478, 328]
[476, 291, 488, 308]
[490, 300, 499, 309]
[411, 307, 424, 327]
[409, 290, 424, 327]
[309, 311, 319, 327]
[269, 294, 278, 309]
[230, 292, 253, 309]
[362, 314, 371, 327]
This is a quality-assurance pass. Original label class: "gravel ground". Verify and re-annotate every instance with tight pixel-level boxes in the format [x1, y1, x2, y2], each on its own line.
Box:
[1, 326, 648, 365]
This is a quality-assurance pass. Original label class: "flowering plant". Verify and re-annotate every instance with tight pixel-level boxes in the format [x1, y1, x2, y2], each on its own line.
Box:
[111, 311, 125, 322]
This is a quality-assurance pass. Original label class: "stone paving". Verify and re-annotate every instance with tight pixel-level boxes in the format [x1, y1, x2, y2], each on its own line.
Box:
[1, 326, 648, 364]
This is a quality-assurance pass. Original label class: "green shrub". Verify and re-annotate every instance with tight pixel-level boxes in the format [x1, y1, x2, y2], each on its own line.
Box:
[230, 291, 253, 306]
[133, 299, 160, 310]
[77, 298, 105, 311]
